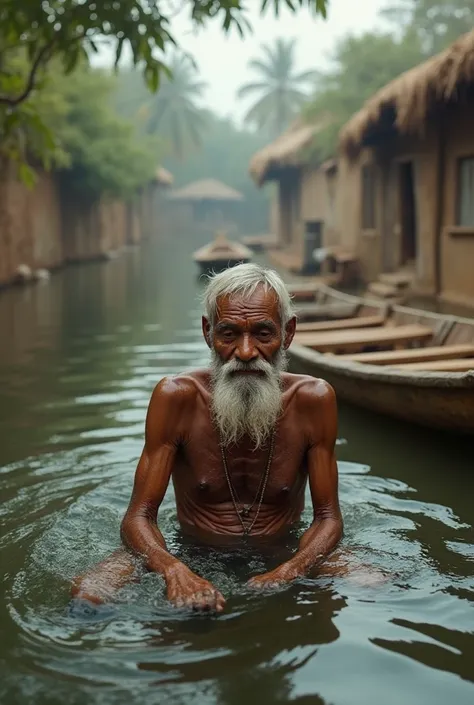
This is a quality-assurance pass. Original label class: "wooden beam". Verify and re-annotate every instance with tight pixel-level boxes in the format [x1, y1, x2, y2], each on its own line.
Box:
[294, 324, 432, 353]
[337, 344, 474, 365]
[394, 358, 474, 372]
[296, 315, 385, 333]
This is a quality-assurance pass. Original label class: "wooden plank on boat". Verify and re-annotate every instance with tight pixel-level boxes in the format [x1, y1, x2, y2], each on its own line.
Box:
[294, 324, 433, 353]
[295, 302, 359, 321]
[296, 315, 385, 333]
[393, 358, 474, 372]
[337, 344, 474, 365]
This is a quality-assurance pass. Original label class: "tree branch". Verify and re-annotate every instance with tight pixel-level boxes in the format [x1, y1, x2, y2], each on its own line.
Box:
[0, 40, 56, 108]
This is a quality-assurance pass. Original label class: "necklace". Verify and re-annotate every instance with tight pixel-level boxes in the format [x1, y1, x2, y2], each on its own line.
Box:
[219, 429, 276, 536]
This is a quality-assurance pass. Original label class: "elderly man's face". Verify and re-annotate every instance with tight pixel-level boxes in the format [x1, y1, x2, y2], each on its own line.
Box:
[202, 286, 296, 448]
[203, 286, 294, 365]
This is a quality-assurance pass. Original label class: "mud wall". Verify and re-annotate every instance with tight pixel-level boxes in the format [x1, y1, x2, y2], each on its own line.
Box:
[0, 161, 157, 288]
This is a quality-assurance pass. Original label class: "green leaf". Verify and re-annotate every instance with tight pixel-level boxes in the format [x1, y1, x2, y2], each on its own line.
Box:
[144, 64, 160, 93]
[18, 163, 36, 189]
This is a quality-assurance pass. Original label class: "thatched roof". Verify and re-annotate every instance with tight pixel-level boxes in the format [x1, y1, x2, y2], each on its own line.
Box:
[167, 178, 244, 202]
[340, 29, 474, 155]
[249, 121, 323, 186]
[154, 167, 174, 186]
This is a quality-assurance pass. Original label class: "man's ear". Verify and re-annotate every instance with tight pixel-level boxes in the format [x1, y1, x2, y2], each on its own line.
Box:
[202, 316, 212, 349]
[283, 316, 297, 349]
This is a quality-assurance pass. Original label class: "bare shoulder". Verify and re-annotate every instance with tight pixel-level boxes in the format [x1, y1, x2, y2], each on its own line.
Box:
[149, 369, 208, 409]
[145, 370, 208, 446]
[283, 372, 336, 411]
[284, 373, 337, 445]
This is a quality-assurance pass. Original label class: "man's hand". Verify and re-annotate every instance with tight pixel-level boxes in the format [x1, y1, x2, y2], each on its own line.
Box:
[165, 565, 226, 612]
[247, 561, 302, 589]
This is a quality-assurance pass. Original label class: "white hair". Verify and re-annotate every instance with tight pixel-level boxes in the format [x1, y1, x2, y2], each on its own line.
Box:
[202, 263, 295, 327]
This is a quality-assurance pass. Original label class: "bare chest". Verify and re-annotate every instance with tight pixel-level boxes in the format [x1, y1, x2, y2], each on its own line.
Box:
[172, 422, 308, 505]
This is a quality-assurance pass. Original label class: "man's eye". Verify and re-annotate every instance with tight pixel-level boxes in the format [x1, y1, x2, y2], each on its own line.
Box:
[222, 330, 235, 338]
[258, 330, 271, 338]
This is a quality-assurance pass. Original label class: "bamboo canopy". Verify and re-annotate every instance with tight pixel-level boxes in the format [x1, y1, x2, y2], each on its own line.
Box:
[340, 29, 474, 156]
[167, 178, 244, 202]
[249, 121, 323, 186]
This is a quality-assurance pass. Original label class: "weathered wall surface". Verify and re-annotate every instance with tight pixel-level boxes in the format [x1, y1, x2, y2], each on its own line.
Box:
[301, 166, 340, 248]
[336, 149, 378, 279]
[0, 162, 63, 286]
[377, 128, 439, 295]
[440, 104, 474, 308]
[337, 134, 440, 293]
[0, 163, 156, 289]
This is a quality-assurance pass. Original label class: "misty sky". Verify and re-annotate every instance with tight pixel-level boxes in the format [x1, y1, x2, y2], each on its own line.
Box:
[95, 1, 390, 124]
[168, 0, 389, 123]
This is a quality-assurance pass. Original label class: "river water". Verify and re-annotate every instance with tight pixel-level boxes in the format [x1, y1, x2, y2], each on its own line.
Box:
[0, 237, 473, 705]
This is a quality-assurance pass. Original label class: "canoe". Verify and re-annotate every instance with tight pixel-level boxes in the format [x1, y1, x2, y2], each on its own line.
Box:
[193, 232, 253, 275]
[288, 285, 474, 435]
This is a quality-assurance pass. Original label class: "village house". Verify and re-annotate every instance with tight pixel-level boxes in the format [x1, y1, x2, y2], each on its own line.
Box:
[249, 122, 344, 275]
[338, 29, 474, 309]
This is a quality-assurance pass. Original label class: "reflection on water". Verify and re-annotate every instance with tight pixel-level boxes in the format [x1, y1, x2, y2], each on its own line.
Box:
[0, 239, 473, 705]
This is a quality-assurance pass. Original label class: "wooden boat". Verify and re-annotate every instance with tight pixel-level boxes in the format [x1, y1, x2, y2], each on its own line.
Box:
[288, 285, 474, 435]
[289, 281, 366, 321]
[193, 231, 253, 275]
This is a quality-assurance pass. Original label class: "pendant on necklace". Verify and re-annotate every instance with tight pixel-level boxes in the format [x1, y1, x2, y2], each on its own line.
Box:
[239, 505, 251, 518]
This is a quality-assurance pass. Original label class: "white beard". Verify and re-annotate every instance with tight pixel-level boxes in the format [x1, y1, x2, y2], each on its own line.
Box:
[210, 348, 287, 449]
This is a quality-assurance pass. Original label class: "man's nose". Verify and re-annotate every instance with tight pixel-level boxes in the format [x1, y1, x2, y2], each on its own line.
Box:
[235, 334, 258, 362]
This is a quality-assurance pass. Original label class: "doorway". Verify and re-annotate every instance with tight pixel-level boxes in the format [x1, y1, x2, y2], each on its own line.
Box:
[398, 161, 418, 266]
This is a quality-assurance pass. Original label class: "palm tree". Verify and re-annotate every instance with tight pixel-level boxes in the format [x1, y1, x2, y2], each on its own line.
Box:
[237, 38, 317, 137]
[140, 53, 208, 159]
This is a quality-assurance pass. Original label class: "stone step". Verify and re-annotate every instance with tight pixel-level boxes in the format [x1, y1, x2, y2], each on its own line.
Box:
[367, 281, 400, 299]
[379, 272, 413, 288]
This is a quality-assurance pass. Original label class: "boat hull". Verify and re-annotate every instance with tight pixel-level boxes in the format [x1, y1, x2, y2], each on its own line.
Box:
[195, 257, 251, 275]
[289, 343, 474, 434]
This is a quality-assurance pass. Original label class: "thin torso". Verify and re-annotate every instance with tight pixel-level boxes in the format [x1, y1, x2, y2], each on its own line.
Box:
[170, 371, 311, 540]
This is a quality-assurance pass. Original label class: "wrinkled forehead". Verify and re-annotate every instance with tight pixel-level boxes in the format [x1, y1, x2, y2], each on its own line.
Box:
[214, 285, 280, 324]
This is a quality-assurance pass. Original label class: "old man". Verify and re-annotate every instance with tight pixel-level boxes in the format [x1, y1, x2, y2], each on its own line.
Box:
[72, 263, 343, 611]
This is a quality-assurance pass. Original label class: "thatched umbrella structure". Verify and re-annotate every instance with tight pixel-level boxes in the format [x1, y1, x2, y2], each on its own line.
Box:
[167, 178, 244, 229]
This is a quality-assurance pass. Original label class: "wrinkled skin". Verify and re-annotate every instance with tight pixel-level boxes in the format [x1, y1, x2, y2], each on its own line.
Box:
[72, 286, 343, 612]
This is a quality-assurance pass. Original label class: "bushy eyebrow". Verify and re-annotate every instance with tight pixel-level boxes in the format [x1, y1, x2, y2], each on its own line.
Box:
[252, 320, 278, 332]
[214, 319, 278, 333]
[214, 321, 240, 333]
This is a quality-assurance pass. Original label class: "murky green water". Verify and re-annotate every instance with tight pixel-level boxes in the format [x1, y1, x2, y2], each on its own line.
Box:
[1, 238, 473, 705]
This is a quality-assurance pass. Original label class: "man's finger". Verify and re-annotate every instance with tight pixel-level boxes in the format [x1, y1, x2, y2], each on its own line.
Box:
[215, 591, 226, 612]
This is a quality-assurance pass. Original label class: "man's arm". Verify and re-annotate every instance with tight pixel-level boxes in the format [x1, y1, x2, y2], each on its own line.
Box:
[249, 380, 343, 587]
[121, 376, 225, 611]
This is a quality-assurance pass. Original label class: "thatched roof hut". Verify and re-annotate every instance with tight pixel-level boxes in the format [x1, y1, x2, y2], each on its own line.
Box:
[340, 29, 474, 156]
[249, 121, 323, 186]
[154, 167, 174, 187]
[167, 178, 243, 202]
